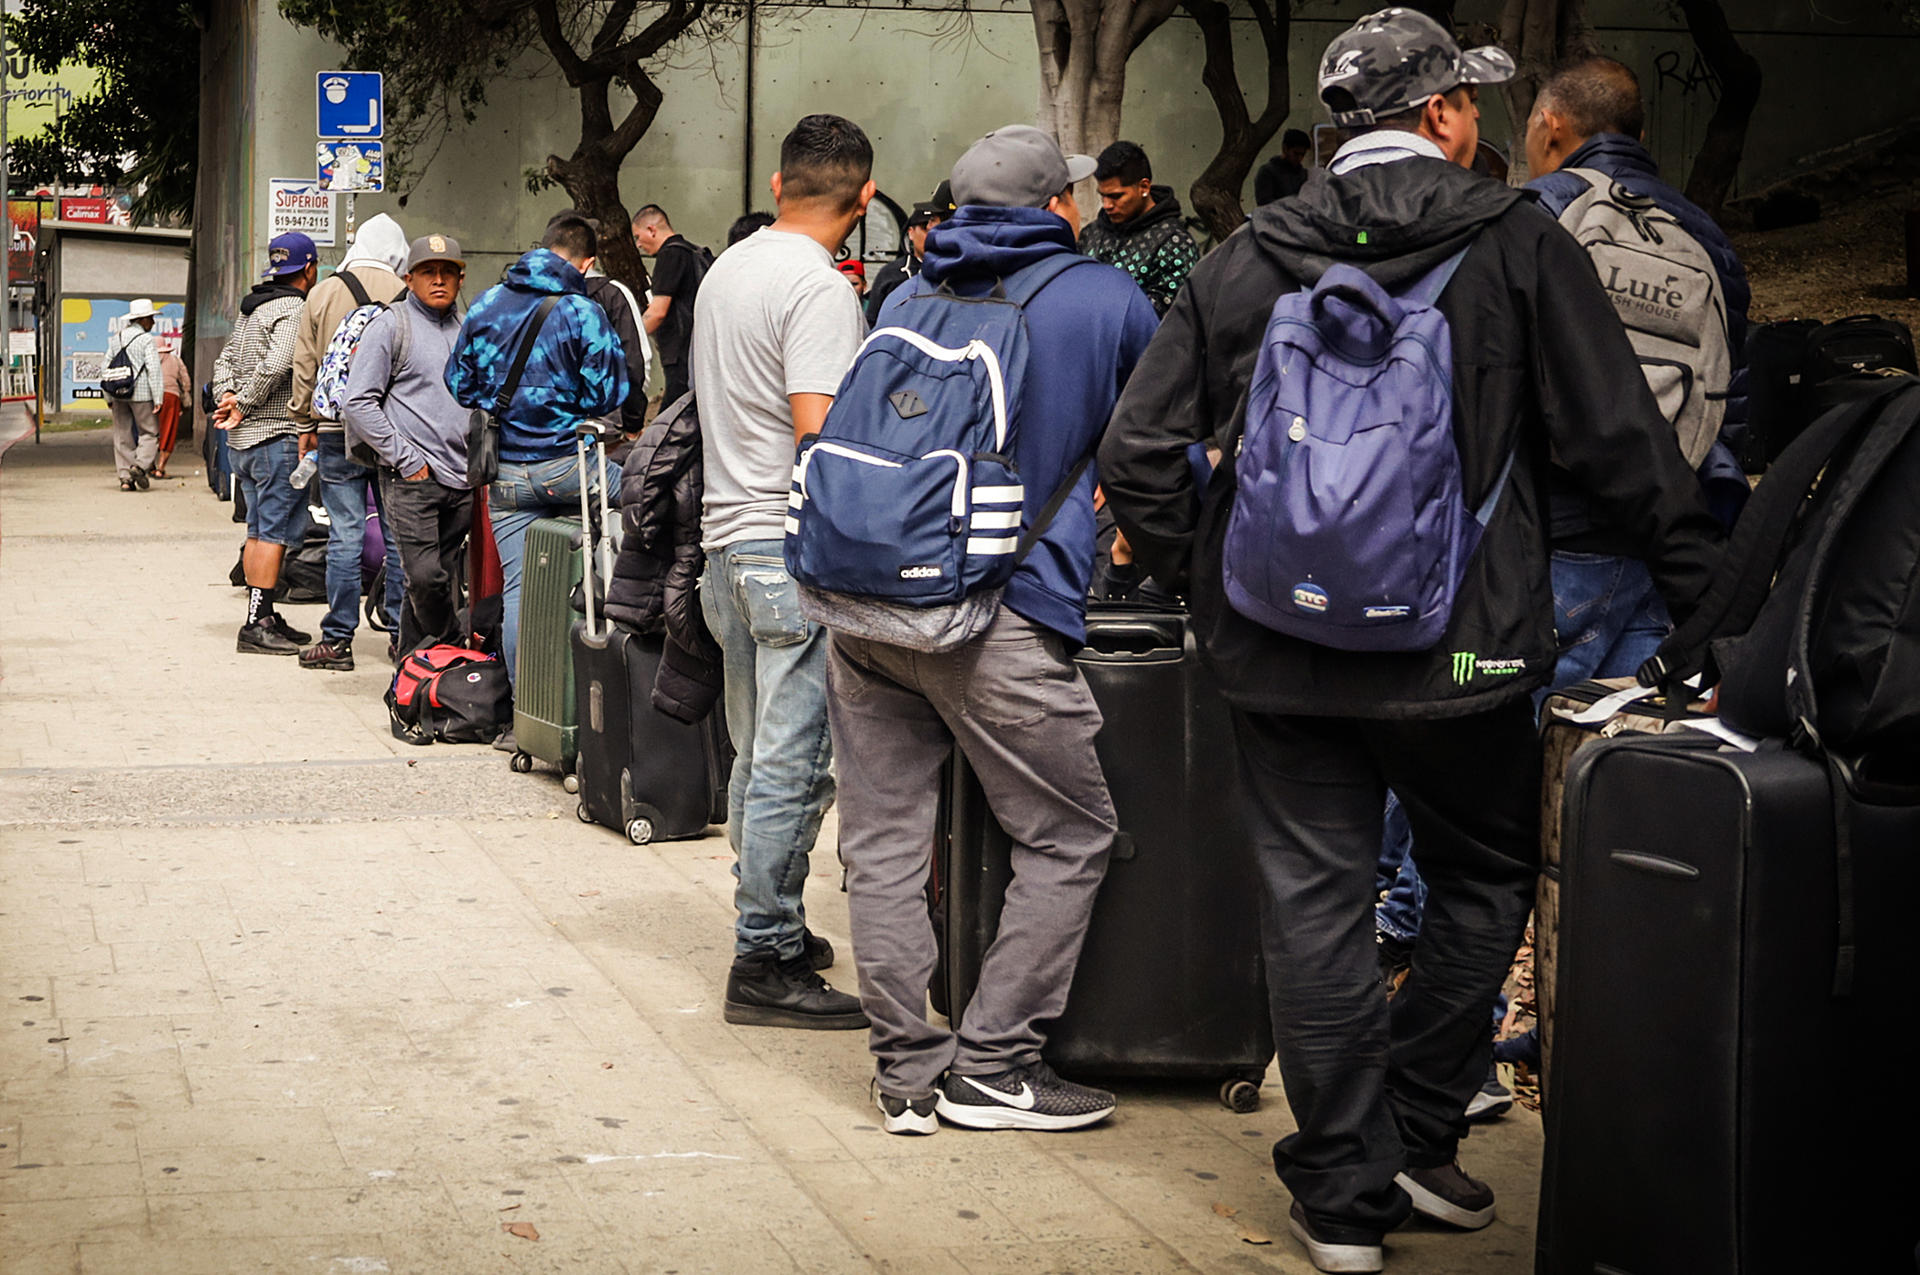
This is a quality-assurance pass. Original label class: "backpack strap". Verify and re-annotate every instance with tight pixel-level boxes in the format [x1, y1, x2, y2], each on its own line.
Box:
[1397, 244, 1473, 309]
[1002, 253, 1098, 308]
[339, 271, 373, 309]
[495, 295, 561, 418]
[1012, 453, 1095, 568]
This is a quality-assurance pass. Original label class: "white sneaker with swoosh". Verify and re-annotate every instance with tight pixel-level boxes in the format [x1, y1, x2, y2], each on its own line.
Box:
[934, 1061, 1115, 1131]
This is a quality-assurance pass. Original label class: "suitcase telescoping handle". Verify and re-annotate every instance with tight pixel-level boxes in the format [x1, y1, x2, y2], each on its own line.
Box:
[575, 422, 618, 641]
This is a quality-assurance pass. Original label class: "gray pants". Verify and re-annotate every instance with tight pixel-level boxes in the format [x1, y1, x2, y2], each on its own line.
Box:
[827, 606, 1116, 1098]
[110, 400, 159, 480]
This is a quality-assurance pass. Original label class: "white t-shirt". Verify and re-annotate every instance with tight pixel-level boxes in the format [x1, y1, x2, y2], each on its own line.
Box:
[693, 229, 867, 550]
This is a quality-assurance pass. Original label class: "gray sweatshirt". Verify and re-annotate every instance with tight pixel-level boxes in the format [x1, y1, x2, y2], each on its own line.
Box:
[342, 292, 470, 487]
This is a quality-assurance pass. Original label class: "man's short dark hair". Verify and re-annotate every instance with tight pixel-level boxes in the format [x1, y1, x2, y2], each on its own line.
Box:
[633, 204, 671, 228]
[1283, 128, 1311, 151]
[1094, 141, 1151, 186]
[1539, 55, 1644, 141]
[778, 114, 874, 211]
[727, 210, 775, 246]
[542, 214, 598, 261]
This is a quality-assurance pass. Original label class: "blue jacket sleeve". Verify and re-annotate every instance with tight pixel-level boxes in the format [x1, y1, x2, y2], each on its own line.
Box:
[567, 297, 630, 421]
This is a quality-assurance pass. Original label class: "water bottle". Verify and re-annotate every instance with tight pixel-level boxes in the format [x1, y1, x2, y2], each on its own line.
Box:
[289, 449, 320, 489]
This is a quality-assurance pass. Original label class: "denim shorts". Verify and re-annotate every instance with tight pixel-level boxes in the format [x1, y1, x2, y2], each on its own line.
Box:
[232, 434, 305, 548]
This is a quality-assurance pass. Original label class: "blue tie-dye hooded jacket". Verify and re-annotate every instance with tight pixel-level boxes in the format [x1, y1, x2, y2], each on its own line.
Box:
[446, 248, 629, 462]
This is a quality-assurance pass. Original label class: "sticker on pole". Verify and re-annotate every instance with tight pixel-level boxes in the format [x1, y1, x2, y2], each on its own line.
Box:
[316, 71, 384, 139]
[268, 179, 337, 246]
[317, 140, 385, 193]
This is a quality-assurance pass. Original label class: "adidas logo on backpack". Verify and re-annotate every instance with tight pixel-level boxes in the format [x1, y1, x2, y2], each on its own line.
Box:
[785, 256, 1093, 652]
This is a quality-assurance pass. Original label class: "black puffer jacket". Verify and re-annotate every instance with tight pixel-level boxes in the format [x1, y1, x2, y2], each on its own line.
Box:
[604, 396, 723, 722]
[1099, 157, 1724, 719]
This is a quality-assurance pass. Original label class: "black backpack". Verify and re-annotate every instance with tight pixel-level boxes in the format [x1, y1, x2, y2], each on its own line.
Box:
[1745, 315, 1917, 469]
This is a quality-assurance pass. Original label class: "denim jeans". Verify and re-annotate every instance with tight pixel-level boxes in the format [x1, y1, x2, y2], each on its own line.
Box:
[1374, 792, 1426, 945]
[700, 540, 836, 960]
[231, 434, 304, 548]
[315, 435, 368, 646]
[490, 451, 620, 685]
[379, 469, 476, 658]
[1550, 551, 1671, 686]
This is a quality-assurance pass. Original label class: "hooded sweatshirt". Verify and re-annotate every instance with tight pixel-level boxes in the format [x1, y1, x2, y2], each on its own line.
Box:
[1099, 156, 1724, 718]
[884, 206, 1159, 643]
[290, 213, 410, 428]
[1076, 184, 1200, 316]
[447, 248, 628, 463]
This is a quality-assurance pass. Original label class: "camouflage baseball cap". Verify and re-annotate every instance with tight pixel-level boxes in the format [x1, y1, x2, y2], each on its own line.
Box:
[1318, 7, 1514, 129]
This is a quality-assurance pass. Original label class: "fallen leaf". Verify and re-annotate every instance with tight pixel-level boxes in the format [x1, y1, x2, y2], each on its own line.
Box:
[1237, 1225, 1272, 1246]
[601, 1062, 614, 1069]
[498, 1203, 521, 1212]
[502, 1221, 540, 1241]
[578, 890, 601, 897]
[1211, 1203, 1237, 1218]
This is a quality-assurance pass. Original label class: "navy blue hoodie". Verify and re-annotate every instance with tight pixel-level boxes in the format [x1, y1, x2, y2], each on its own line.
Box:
[881, 206, 1158, 644]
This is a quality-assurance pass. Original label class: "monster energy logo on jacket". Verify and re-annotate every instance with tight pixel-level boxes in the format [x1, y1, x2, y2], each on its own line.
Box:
[1451, 651, 1526, 685]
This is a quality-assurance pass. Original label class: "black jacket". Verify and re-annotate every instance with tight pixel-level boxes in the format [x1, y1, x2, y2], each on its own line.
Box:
[583, 274, 651, 435]
[864, 252, 918, 325]
[604, 397, 723, 722]
[1098, 157, 1724, 719]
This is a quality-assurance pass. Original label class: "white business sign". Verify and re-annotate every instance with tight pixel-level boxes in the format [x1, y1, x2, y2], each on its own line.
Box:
[269, 178, 337, 246]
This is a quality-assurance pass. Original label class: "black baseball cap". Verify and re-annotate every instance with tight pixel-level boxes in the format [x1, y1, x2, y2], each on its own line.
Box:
[911, 179, 956, 222]
[1317, 7, 1514, 129]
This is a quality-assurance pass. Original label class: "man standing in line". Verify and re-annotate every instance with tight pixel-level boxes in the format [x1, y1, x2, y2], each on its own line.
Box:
[105, 299, 164, 491]
[834, 124, 1159, 1135]
[288, 212, 410, 672]
[694, 113, 873, 1030]
[1098, 11, 1722, 1270]
[344, 235, 475, 664]
[213, 232, 322, 656]
[1077, 141, 1200, 316]
[547, 210, 653, 440]
[632, 204, 712, 407]
[448, 213, 628, 703]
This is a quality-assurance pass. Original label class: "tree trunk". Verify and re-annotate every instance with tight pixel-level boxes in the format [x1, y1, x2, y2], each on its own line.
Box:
[1676, 0, 1760, 220]
[1030, 0, 1178, 216]
[1184, 0, 1289, 243]
[1497, 0, 1595, 146]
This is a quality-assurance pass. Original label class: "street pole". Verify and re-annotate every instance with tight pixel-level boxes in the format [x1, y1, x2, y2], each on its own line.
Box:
[1, 17, 15, 442]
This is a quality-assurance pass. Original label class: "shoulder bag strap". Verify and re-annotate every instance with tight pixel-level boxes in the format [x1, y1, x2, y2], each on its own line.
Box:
[493, 295, 561, 418]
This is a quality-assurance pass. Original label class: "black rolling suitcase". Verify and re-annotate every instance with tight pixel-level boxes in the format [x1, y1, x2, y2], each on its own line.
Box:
[938, 604, 1273, 1112]
[569, 426, 727, 844]
[1537, 732, 1920, 1275]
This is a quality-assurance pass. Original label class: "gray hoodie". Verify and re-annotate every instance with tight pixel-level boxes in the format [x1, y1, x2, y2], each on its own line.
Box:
[342, 291, 470, 487]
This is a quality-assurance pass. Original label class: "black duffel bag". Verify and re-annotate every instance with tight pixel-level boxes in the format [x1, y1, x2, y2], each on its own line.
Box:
[387, 645, 510, 746]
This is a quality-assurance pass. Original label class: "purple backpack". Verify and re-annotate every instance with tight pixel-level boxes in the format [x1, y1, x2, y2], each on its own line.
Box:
[1223, 246, 1510, 652]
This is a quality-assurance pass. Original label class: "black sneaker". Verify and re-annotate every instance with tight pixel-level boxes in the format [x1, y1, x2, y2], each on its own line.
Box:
[299, 641, 354, 671]
[722, 952, 868, 1030]
[803, 928, 834, 971]
[871, 1080, 938, 1136]
[237, 620, 300, 656]
[934, 1059, 1115, 1131]
[1287, 1200, 1384, 1274]
[1465, 1064, 1513, 1123]
[261, 613, 312, 645]
[129, 464, 150, 491]
[491, 728, 518, 753]
[1395, 1161, 1495, 1230]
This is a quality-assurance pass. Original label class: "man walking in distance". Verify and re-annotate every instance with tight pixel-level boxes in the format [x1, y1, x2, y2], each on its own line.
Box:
[1099, 11, 1722, 1270]
[105, 299, 164, 490]
[344, 235, 474, 663]
[288, 212, 409, 672]
[448, 213, 628, 700]
[833, 125, 1159, 1134]
[213, 232, 323, 656]
[694, 113, 873, 1029]
[154, 343, 192, 480]
[1077, 141, 1200, 316]
[632, 204, 711, 407]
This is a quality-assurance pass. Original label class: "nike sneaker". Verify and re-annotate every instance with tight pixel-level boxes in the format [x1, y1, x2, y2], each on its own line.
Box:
[934, 1060, 1115, 1131]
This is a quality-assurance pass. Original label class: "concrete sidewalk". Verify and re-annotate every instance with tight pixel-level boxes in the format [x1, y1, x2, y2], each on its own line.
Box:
[0, 414, 1540, 1274]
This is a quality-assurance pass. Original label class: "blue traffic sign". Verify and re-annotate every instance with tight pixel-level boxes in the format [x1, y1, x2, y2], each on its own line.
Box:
[316, 71, 383, 140]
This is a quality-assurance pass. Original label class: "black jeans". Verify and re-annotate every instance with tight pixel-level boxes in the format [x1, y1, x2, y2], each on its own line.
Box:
[378, 468, 474, 659]
[663, 362, 689, 408]
[1231, 701, 1539, 1235]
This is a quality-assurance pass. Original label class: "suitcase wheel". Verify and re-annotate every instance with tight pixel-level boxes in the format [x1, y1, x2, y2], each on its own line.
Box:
[625, 817, 655, 846]
[509, 750, 534, 774]
[576, 803, 594, 825]
[1220, 1078, 1262, 1113]
[562, 772, 580, 794]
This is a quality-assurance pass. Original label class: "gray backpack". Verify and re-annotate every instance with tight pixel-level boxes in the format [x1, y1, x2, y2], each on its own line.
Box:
[1557, 168, 1732, 467]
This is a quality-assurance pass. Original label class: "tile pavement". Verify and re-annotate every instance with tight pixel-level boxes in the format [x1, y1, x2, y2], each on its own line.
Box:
[0, 415, 1540, 1272]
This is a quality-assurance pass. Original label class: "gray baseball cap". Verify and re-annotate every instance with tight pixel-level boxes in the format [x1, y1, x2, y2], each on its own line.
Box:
[405, 233, 465, 272]
[950, 125, 1097, 209]
[1317, 7, 1514, 129]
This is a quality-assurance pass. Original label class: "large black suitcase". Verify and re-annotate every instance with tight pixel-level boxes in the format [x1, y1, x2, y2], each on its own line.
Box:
[1538, 732, 1920, 1275]
[938, 604, 1273, 1112]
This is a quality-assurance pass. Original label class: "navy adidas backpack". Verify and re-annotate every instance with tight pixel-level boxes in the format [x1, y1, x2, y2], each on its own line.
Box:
[786, 255, 1089, 651]
[1223, 245, 1511, 652]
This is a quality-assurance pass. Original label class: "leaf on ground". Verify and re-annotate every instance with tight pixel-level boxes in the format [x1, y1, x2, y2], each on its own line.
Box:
[502, 1221, 540, 1240]
[1211, 1202, 1238, 1218]
[498, 1203, 521, 1211]
[1237, 1224, 1273, 1246]
[578, 890, 601, 897]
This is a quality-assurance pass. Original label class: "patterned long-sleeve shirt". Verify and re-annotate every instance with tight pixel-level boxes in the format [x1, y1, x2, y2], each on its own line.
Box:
[212, 284, 307, 450]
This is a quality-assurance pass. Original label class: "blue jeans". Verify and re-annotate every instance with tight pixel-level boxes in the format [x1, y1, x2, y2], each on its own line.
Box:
[1549, 551, 1671, 686]
[1374, 792, 1426, 945]
[490, 452, 620, 684]
[231, 434, 304, 548]
[700, 540, 836, 960]
[315, 435, 367, 646]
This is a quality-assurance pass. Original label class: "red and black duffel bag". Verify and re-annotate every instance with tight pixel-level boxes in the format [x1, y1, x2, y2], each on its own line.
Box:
[387, 646, 510, 746]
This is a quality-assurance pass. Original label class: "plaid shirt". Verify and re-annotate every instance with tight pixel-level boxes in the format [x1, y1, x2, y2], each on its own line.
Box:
[212, 292, 306, 450]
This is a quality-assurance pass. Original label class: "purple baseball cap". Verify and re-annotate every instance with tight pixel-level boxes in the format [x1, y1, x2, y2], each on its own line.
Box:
[262, 232, 319, 278]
